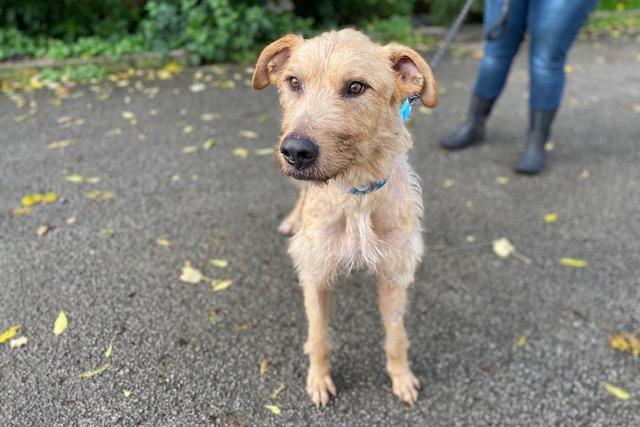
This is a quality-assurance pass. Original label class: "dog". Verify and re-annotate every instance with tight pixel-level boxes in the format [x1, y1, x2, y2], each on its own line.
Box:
[252, 29, 437, 407]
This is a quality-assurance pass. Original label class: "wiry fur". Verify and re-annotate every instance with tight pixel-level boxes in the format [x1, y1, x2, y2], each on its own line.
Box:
[253, 29, 437, 407]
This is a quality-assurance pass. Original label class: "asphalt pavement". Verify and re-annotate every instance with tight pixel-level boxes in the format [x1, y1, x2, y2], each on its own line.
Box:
[1, 33, 639, 426]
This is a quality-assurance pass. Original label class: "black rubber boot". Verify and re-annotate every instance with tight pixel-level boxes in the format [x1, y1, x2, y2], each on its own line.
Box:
[514, 109, 557, 175]
[440, 94, 496, 150]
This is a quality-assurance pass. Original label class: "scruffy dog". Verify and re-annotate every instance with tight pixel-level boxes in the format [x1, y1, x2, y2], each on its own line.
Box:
[252, 29, 437, 407]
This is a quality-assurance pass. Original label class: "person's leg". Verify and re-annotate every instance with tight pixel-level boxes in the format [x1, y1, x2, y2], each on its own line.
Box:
[515, 0, 599, 174]
[441, 0, 529, 149]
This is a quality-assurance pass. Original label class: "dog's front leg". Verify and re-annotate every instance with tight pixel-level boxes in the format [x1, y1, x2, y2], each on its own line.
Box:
[377, 277, 421, 405]
[302, 282, 336, 407]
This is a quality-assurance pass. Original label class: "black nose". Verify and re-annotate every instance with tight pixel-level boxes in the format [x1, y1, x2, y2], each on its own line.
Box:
[280, 136, 318, 170]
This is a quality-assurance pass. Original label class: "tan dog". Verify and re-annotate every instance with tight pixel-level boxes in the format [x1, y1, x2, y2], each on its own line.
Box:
[252, 29, 437, 407]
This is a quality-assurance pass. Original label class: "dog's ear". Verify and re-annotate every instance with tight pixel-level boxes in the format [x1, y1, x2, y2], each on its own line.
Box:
[386, 43, 438, 108]
[252, 34, 303, 90]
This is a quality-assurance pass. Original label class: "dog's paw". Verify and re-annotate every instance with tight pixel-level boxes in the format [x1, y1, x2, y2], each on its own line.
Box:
[306, 372, 336, 408]
[390, 371, 421, 405]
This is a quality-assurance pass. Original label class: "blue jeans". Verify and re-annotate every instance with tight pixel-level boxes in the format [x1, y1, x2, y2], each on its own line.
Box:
[474, 0, 599, 110]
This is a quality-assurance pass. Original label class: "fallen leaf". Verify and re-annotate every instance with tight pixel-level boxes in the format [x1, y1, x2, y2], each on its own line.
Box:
[11, 207, 32, 217]
[9, 336, 28, 348]
[41, 192, 58, 203]
[260, 357, 272, 376]
[543, 213, 558, 223]
[264, 404, 281, 415]
[255, 148, 275, 156]
[123, 390, 132, 397]
[579, 169, 591, 179]
[79, 363, 111, 379]
[492, 238, 514, 258]
[496, 176, 509, 185]
[190, 82, 206, 93]
[200, 113, 220, 121]
[443, 179, 455, 189]
[66, 216, 76, 225]
[270, 383, 286, 400]
[85, 190, 116, 201]
[239, 130, 258, 139]
[48, 139, 78, 149]
[37, 223, 54, 237]
[233, 148, 249, 159]
[419, 106, 433, 115]
[21, 193, 42, 207]
[466, 235, 476, 243]
[53, 311, 68, 336]
[104, 344, 113, 358]
[559, 258, 587, 268]
[85, 177, 101, 184]
[180, 261, 203, 284]
[182, 145, 198, 153]
[517, 336, 527, 347]
[209, 309, 219, 324]
[564, 64, 574, 73]
[106, 128, 122, 137]
[65, 174, 84, 183]
[257, 114, 269, 123]
[211, 279, 233, 292]
[156, 238, 171, 247]
[203, 138, 216, 150]
[465, 200, 474, 209]
[544, 141, 555, 152]
[101, 228, 114, 237]
[183, 125, 193, 135]
[602, 382, 631, 400]
[233, 321, 252, 332]
[210, 259, 229, 268]
[121, 111, 136, 121]
[0, 325, 20, 344]
[609, 333, 640, 357]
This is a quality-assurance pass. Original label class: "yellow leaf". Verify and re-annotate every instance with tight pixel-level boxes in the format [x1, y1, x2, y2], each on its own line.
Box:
[37, 223, 54, 237]
[48, 139, 78, 149]
[200, 113, 220, 121]
[21, 193, 40, 207]
[182, 145, 198, 153]
[123, 390, 132, 397]
[234, 321, 252, 332]
[257, 114, 269, 123]
[79, 363, 111, 379]
[492, 238, 514, 258]
[559, 258, 587, 268]
[104, 344, 113, 358]
[260, 357, 272, 376]
[122, 111, 135, 120]
[85, 177, 101, 184]
[156, 238, 171, 247]
[255, 148, 275, 156]
[53, 311, 68, 336]
[496, 176, 509, 185]
[270, 383, 286, 400]
[209, 309, 219, 324]
[41, 192, 58, 203]
[212, 279, 233, 292]
[190, 83, 206, 93]
[264, 404, 281, 415]
[210, 259, 229, 268]
[233, 148, 249, 159]
[602, 382, 631, 400]
[85, 190, 116, 201]
[180, 261, 203, 284]
[610, 333, 640, 357]
[544, 141, 555, 152]
[466, 235, 476, 243]
[0, 325, 20, 344]
[183, 125, 193, 135]
[239, 130, 258, 139]
[65, 174, 84, 183]
[203, 138, 215, 150]
[443, 179, 455, 189]
[9, 336, 28, 348]
[100, 228, 115, 237]
[419, 106, 433, 115]
[12, 206, 32, 217]
[517, 336, 527, 347]
[564, 64, 574, 73]
[544, 213, 558, 223]
[162, 62, 182, 74]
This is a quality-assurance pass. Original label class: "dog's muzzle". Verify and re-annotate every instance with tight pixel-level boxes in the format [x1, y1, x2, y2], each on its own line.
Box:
[280, 136, 318, 170]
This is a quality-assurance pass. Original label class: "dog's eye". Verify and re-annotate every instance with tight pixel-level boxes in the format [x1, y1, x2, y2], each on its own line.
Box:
[288, 76, 301, 92]
[346, 81, 365, 96]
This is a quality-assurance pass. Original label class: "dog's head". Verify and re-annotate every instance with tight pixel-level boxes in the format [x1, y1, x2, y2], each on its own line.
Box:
[252, 29, 437, 182]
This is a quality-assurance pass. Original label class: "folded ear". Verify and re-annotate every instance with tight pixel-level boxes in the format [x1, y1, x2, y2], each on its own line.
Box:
[386, 43, 438, 108]
[252, 34, 303, 90]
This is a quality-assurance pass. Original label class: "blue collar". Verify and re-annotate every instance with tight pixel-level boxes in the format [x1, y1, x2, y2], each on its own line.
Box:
[347, 97, 417, 196]
[349, 178, 388, 195]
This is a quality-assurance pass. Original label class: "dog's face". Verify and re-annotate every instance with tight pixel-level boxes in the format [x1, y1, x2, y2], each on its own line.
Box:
[253, 29, 437, 182]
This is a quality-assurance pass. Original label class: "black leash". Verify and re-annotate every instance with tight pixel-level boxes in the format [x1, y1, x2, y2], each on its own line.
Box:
[429, 0, 511, 68]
